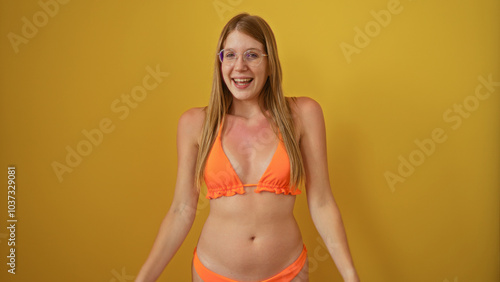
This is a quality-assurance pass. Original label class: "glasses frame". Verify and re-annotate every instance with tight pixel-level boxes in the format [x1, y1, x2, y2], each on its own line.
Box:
[218, 49, 268, 67]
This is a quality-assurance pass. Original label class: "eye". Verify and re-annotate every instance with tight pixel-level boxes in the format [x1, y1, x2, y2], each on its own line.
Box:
[224, 51, 236, 59]
[245, 51, 259, 60]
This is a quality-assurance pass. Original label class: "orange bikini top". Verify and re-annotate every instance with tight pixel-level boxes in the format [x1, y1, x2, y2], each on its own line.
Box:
[203, 116, 301, 200]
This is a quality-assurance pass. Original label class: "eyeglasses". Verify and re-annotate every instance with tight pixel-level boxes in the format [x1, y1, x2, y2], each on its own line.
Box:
[218, 49, 268, 67]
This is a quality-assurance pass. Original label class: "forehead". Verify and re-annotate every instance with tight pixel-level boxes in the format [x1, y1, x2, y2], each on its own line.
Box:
[223, 30, 265, 51]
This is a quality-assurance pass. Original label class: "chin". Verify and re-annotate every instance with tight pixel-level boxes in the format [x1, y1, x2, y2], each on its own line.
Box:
[230, 91, 259, 101]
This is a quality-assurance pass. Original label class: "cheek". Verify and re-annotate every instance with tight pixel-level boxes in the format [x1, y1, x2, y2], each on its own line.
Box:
[221, 66, 231, 84]
[256, 67, 269, 81]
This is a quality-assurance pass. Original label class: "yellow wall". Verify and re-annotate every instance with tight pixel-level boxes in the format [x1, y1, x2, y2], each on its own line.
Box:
[0, 0, 498, 281]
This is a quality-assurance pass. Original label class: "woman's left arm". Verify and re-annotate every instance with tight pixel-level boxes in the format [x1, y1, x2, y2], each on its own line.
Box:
[296, 97, 360, 282]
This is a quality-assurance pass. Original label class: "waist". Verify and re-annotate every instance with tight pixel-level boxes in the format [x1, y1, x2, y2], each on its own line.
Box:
[196, 209, 303, 279]
[197, 197, 303, 280]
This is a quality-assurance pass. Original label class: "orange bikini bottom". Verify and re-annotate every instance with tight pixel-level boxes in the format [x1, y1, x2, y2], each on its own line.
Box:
[192, 244, 308, 282]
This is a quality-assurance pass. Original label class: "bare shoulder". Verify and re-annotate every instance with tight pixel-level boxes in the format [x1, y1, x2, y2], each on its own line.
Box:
[177, 106, 206, 146]
[286, 96, 324, 139]
[287, 96, 322, 116]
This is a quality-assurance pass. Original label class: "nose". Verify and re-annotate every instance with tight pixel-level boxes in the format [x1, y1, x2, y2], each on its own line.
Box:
[233, 54, 248, 71]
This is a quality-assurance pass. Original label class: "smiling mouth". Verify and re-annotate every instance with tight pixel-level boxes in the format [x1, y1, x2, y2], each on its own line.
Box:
[232, 78, 253, 86]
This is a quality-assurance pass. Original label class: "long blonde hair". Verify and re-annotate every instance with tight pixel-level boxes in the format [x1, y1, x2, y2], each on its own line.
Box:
[194, 13, 305, 192]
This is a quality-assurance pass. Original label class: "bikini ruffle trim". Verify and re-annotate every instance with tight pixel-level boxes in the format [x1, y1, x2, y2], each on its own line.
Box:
[206, 184, 301, 199]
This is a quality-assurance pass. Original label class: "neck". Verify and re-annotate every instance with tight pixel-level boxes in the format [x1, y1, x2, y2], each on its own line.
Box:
[228, 95, 266, 120]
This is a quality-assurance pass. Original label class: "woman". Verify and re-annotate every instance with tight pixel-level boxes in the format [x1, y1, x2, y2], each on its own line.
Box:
[136, 13, 360, 282]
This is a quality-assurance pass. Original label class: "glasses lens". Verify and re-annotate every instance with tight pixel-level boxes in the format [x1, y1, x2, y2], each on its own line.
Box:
[219, 50, 224, 63]
[224, 50, 236, 62]
[245, 50, 262, 67]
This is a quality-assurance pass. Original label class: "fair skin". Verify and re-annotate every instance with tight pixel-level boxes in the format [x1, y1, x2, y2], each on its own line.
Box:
[135, 30, 359, 281]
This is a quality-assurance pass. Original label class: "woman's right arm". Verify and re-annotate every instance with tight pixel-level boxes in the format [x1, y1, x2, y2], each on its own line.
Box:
[135, 107, 205, 282]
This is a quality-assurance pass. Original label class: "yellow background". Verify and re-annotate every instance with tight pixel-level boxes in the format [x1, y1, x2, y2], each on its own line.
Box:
[0, 0, 498, 281]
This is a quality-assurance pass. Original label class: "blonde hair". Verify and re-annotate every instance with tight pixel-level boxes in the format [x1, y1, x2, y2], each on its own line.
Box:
[194, 13, 305, 193]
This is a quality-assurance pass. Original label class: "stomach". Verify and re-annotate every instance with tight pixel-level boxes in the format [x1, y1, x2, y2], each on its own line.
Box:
[195, 186, 304, 280]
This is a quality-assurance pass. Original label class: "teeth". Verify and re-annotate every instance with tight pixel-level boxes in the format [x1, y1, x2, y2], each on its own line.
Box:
[233, 78, 252, 82]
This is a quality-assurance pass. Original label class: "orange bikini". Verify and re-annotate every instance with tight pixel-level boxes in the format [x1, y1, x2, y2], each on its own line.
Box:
[193, 116, 307, 281]
[203, 115, 301, 199]
[193, 244, 308, 282]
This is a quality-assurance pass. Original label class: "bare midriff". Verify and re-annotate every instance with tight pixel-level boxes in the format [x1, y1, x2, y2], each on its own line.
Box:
[195, 186, 303, 281]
